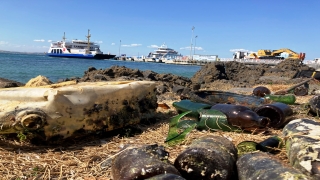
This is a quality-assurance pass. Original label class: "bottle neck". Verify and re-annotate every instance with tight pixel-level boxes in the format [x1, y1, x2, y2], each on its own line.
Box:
[257, 116, 270, 127]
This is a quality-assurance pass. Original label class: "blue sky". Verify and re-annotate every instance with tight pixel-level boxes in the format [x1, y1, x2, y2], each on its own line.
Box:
[0, 0, 319, 59]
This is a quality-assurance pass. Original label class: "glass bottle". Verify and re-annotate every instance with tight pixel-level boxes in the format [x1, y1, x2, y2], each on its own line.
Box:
[263, 94, 296, 105]
[255, 102, 294, 128]
[174, 135, 237, 180]
[210, 104, 270, 128]
[253, 86, 271, 97]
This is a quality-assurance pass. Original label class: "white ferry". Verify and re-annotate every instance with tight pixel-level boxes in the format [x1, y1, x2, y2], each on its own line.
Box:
[147, 43, 182, 62]
[46, 30, 116, 59]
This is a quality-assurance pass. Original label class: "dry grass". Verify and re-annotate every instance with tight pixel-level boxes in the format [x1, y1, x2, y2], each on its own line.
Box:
[0, 118, 288, 180]
[0, 82, 318, 179]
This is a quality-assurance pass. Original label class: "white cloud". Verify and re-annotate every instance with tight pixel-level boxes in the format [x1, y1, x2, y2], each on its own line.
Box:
[230, 48, 253, 53]
[111, 43, 115, 45]
[95, 41, 103, 44]
[180, 46, 204, 51]
[180, 46, 191, 50]
[148, 45, 159, 48]
[34, 39, 45, 42]
[122, 44, 142, 47]
[0, 41, 9, 45]
[194, 46, 203, 50]
[48, 40, 52, 42]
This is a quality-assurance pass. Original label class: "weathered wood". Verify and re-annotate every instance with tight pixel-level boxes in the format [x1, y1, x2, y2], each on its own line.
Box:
[274, 78, 312, 95]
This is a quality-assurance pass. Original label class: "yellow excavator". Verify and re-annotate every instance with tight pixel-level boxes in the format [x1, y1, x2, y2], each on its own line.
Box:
[247, 48, 305, 61]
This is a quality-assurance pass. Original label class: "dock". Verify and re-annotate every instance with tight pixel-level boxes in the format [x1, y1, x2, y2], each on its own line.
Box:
[120, 57, 284, 66]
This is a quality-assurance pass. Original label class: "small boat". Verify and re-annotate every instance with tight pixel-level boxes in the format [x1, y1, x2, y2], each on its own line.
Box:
[46, 30, 116, 60]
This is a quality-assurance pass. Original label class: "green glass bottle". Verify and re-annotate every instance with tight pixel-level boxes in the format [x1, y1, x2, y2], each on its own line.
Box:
[263, 94, 296, 105]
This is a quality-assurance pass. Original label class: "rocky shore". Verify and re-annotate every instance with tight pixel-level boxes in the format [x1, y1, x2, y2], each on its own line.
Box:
[1, 59, 320, 179]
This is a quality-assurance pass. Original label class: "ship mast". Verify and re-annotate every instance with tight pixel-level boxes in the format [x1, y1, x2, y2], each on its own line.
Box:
[86, 29, 91, 54]
[62, 32, 66, 42]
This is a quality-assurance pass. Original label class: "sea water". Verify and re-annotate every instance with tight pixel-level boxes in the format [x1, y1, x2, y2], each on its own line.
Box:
[0, 52, 201, 84]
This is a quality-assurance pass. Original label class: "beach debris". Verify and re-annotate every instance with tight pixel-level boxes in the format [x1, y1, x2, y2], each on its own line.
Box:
[274, 77, 312, 95]
[263, 94, 296, 105]
[191, 90, 266, 109]
[0, 81, 157, 142]
[111, 144, 180, 180]
[293, 85, 309, 96]
[308, 95, 320, 115]
[196, 108, 242, 132]
[253, 86, 271, 97]
[237, 141, 260, 157]
[157, 102, 170, 109]
[165, 111, 197, 146]
[282, 118, 320, 178]
[237, 151, 310, 180]
[174, 135, 238, 180]
[237, 136, 282, 157]
[167, 100, 271, 144]
[210, 104, 270, 129]
[145, 173, 186, 180]
[257, 136, 283, 153]
[254, 102, 294, 128]
[172, 99, 212, 118]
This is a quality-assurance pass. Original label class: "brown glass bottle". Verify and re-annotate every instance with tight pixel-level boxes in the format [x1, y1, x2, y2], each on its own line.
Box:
[254, 102, 294, 128]
[210, 104, 270, 128]
[253, 86, 271, 97]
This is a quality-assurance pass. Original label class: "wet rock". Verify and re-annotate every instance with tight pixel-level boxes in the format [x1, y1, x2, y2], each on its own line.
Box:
[172, 85, 187, 94]
[157, 85, 168, 94]
[0, 81, 19, 88]
[143, 70, 157, 80]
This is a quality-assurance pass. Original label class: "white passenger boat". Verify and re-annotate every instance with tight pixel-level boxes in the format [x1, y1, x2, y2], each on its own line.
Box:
[147, 43, 182, 62]
[46, 30, 116, 59]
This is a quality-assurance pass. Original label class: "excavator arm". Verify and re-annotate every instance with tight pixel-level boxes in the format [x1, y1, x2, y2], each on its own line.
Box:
[271, 48, 305, 60]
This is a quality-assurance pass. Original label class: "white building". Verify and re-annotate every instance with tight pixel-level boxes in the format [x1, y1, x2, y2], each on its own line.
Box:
[192, 54, 218, 61]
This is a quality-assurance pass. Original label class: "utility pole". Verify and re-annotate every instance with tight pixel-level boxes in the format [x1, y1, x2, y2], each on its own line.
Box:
[119, 40, 121, 59]
[86, 29, 91, 54]
[194, 35, 198, 55]
[190, 26, 195, 60]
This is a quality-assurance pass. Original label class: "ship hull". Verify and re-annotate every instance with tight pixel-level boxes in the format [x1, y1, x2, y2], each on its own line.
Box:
[47, 53, 116, 60]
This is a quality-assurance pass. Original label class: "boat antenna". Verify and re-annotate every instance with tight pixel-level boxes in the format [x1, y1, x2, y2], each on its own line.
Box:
[86, 29, 91, 54]
[62, 32, 66, 42]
